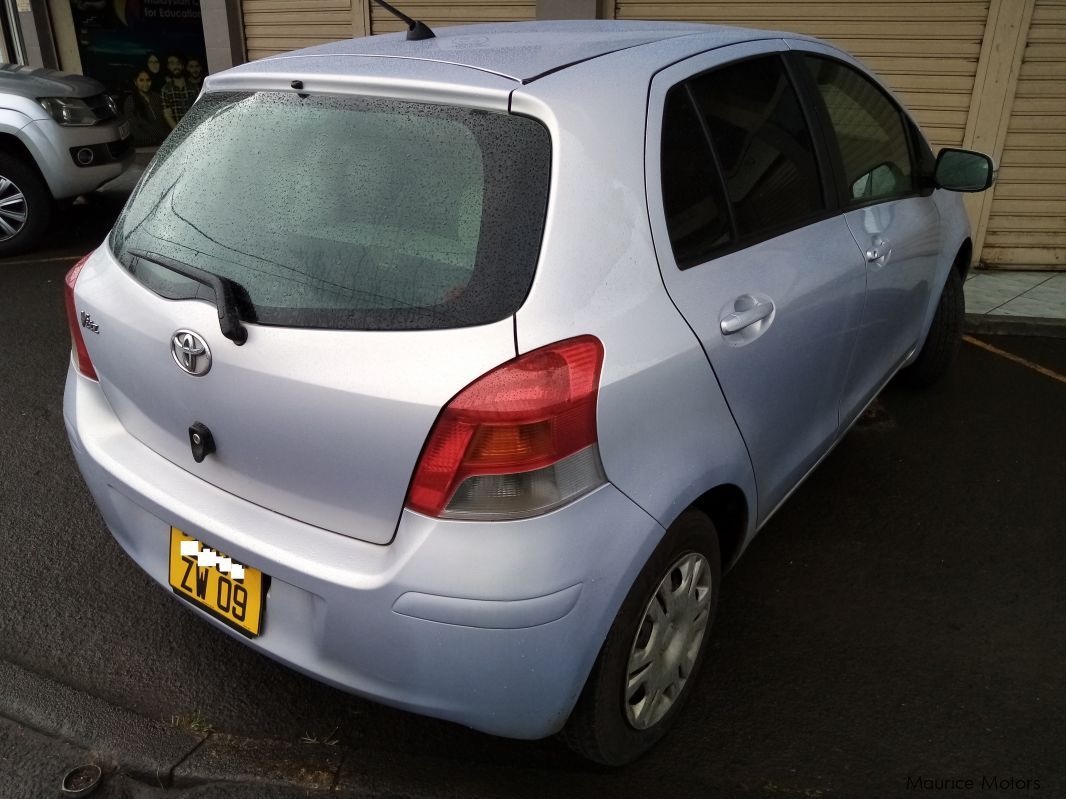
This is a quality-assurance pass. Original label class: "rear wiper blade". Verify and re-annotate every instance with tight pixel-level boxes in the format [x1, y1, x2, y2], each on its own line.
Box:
[128, 248, 248, 345]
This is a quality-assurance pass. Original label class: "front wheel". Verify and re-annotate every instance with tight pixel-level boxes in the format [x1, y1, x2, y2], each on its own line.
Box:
[560, 508, 721, 765]
[0, 153, 52, 257]
[899, 266, 964, 388]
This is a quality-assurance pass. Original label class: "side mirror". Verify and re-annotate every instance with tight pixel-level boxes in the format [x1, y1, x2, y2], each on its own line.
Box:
[934, 148, 995, 192]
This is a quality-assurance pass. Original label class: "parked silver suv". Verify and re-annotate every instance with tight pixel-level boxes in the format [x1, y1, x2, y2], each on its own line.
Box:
[63, 21, 992, 764]
[0, 64, 133, 254]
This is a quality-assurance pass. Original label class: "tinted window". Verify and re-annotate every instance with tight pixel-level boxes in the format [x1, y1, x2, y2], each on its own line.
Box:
[661, 86, 732, 268]
[803, 56, 914, 203]
[111, 91, 551, 331]
[687, 55, 825, 242]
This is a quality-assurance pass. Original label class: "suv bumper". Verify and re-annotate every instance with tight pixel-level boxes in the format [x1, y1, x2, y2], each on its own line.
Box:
[63, 366, 666, 739]
[22, 118, 134, 199]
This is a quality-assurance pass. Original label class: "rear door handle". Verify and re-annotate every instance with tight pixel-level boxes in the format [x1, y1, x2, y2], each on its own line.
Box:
[720, 299, 775, 335]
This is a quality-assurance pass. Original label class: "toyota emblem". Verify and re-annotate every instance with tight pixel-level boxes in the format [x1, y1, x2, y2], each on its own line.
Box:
[171, 330, 211, 376]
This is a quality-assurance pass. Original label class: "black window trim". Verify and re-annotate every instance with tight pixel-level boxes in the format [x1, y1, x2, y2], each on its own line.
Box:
[683, 81, 738, 243]
[664, 52, 844, 271]
[788, 50, 928, 213]
[907, 115, 938, 197]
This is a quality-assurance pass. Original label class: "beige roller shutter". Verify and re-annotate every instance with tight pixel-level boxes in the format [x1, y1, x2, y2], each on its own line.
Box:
[242, 0, 357, 61]
[370, 1, 535, 34]
[983, 0, 1066, 268]
[615, 1, 990, 151]
[243, 2, 535, 59]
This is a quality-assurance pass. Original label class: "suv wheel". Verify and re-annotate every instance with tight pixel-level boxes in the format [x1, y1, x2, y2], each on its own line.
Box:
[561, 508, 721, 765]
[0, 153, 51, 257]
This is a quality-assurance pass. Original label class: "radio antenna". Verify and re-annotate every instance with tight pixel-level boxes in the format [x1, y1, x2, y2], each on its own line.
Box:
[371, 0, 435, 41]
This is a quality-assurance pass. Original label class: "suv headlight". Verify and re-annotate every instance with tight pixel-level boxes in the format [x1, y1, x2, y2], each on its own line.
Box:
[37, 97, 98, 126]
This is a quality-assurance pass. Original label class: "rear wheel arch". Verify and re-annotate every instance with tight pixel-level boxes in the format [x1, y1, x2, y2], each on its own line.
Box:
[561, 506, 722, 764]
[558, 483, 749, 762]
[687, 483, 749, 571]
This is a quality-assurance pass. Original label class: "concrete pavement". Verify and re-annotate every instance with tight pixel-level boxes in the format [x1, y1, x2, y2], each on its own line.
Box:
[964, 269, 1066, 338]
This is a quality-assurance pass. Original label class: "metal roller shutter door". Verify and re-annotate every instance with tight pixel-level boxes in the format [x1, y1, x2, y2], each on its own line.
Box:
[370, 1, 535, 33]
[614, 1, 990, 151]
[983, 0, 1066, 268]
[243, 1, 535, 59]
[242, 0, 356, 61]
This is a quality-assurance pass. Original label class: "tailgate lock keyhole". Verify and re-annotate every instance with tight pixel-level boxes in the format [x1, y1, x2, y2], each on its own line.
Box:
[189, 423, 215, 463]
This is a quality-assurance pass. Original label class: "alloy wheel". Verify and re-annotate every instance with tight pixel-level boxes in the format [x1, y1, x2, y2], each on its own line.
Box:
[0, 175, 28, 240]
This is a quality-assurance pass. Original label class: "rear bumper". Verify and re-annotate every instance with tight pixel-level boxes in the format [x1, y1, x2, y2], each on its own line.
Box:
[63, 365, 666, 739]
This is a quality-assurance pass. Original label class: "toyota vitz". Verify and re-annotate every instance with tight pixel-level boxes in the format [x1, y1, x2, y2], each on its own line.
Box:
[63, 19, 993, 764]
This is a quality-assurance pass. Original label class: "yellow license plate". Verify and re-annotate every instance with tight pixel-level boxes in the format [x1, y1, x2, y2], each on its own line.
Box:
[168, 528, 266, 637]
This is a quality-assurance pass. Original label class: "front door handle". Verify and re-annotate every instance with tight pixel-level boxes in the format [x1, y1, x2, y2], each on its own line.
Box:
[720, 298, 775, 335]
[865, 235, 892, 266]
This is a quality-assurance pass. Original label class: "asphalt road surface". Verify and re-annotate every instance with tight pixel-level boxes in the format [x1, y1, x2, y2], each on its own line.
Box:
[2, 197, 1064, 797]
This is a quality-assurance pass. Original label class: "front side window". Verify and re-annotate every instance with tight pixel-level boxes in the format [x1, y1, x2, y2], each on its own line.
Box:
[111, 91, 551, 330]
[687, 55, 826, 243]
[802, 56, 914, 204]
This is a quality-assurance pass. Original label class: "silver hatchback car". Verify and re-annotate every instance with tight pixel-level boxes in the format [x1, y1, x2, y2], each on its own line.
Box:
[63, 20, 992, 764]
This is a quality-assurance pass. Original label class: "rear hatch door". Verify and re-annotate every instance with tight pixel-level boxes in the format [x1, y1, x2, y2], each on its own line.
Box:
[75, 87, 551, 544]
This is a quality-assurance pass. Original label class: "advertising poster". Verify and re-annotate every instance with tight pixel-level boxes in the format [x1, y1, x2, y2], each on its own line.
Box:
[69, 0, 208, 145]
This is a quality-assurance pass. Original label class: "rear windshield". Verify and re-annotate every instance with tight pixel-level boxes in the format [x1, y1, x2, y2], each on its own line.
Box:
[110, 91, 551, 330]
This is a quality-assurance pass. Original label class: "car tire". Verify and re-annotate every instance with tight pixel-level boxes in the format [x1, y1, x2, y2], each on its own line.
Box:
[0, 153, 52, 257]
[560, 508, 721, 766]
[899, 266, 964, 388]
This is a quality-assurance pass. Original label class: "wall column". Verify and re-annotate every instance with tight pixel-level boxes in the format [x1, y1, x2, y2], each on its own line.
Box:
[201, 0, 246, 72]
[352, 0, 371, 37]
[45, 0, 79, 72]
[961, 0, 1036, 266]
[15, 0, 58, 68]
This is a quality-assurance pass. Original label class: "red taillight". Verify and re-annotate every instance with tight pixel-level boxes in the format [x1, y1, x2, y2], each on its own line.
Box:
[406, 335, 606, 519]
[64, 254, 98, 381]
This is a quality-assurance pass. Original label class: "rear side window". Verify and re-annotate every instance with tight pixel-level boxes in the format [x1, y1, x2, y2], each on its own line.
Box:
[111, 91, 551, 330]
[802, 56, 914, 204]
[687, 55, 826, 243]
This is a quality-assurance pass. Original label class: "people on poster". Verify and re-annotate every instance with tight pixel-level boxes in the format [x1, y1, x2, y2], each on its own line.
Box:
[186, 57, 204, 93]
[68, 0, 208, 144]
[161, 53, 197, 129]
[145, 52, 166, 93]
[123, 69, 169, 147]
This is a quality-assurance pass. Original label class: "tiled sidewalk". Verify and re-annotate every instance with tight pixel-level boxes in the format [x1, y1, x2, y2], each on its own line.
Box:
[965, 270, 1066, 320]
